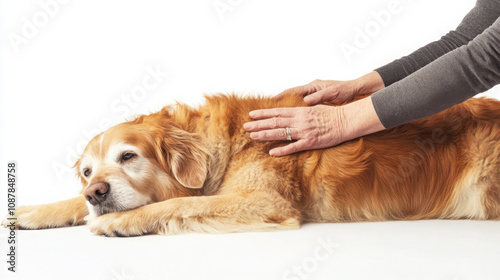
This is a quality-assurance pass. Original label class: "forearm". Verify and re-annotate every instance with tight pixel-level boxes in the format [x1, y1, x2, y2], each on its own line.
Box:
[353, 71, 385, 96]
[342, 96, 385, 142]
[375, 0, 500, 86]
[372, 18, 500, 129]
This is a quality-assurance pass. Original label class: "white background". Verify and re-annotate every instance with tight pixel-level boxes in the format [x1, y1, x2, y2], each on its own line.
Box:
[1, 1, 499, 280]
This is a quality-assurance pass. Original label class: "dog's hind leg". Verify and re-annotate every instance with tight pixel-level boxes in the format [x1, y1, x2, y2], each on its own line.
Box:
[477, 124, 500, 219]
[443, 122, 500, 220]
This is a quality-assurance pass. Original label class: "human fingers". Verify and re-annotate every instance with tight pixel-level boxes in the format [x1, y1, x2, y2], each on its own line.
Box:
[243, 116, 293, 132]
[269, 140, 310, 157]
[248, 107, 296, 120]
[249, 127, 297, 141]
[303, 87, 338, 105]
[274, 83, 316, 101]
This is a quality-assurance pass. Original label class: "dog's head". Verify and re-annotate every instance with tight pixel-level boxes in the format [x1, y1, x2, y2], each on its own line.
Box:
[74, 111, 208, 219]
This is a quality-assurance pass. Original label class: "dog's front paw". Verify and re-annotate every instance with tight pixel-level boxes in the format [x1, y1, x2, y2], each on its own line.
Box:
[2, 197, 88, 230]
[88, 211, 153, 237]
[2, 205, 81, 229]
[2, 205, 37, 229]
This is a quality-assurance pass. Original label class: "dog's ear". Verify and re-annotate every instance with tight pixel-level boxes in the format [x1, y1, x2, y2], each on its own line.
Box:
[170, 139, 207, 189]
[160, 126, 208, 189]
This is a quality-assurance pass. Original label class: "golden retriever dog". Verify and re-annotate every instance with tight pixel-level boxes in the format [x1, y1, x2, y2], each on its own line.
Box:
[3, 94, 500, 236]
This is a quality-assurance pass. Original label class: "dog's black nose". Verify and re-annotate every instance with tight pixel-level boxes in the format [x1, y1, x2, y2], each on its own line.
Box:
[84, 182, 110, 206]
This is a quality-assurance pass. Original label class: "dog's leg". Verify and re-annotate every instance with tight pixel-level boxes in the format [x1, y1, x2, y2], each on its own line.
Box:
[88, 191, 301, 237]
[1, 196, 89, 229]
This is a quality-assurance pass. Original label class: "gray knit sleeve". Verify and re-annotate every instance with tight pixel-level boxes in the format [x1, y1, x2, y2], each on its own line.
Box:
[371, 17, 500, 129]
[375, 0, 500, 86]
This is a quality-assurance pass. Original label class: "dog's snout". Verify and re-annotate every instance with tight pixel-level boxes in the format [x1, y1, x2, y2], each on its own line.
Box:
[85, 182, 110, 206]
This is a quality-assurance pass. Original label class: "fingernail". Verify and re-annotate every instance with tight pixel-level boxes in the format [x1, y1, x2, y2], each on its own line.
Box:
[249, 111, 256, 118]
[304, 96, 314, 103]
[243, 123, 250, 130]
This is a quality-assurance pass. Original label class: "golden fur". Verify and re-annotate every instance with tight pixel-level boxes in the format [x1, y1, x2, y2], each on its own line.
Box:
[3, 94, 500, 236]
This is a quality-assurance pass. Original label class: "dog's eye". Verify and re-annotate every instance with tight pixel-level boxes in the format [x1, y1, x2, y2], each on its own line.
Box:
[120, 152, 136, 163]
[83, 169, 91, 177]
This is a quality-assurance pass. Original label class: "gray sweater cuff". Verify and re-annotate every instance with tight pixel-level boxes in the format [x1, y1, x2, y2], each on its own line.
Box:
[374, 63, 404, 87]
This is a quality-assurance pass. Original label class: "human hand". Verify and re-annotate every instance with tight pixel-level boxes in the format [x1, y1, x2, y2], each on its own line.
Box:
[275, 79, 358, 105]
[243, 96, 385, 156]
[275, 71, 385, 105]
[243, 105, 349, 156]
